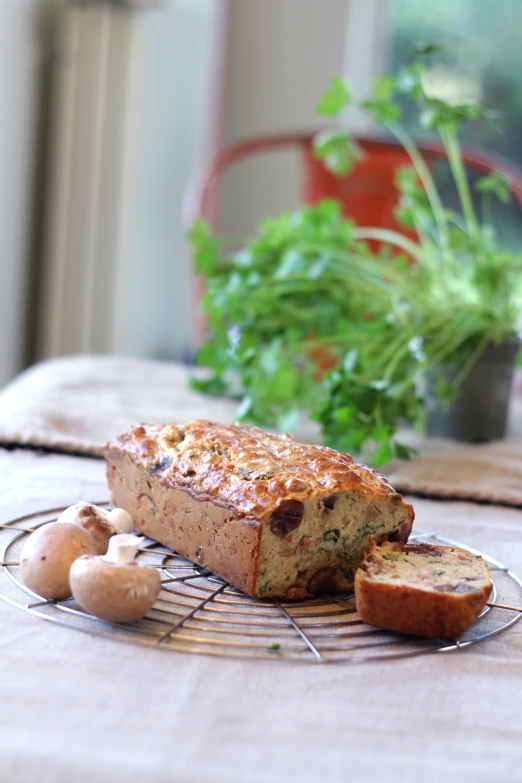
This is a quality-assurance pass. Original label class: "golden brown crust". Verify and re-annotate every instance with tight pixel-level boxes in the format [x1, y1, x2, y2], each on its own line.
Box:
[355, 539, 493, 639]
[106, 421, 409, 519]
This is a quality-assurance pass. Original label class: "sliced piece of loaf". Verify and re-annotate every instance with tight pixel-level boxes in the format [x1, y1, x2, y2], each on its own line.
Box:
[355, 539, 493, 639]
[105, 421, 414, 599]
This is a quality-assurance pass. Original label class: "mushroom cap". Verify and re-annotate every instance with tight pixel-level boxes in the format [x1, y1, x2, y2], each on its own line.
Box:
[20, 522, 98, 600]
[70, 556, 161, 623]
[56, 503, 115, 555]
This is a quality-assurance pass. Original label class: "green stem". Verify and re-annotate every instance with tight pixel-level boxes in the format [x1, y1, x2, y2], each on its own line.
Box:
[375, 405, 384, 429]
[440, 128, 478, 236]
[445, 213, 468, 232]
[372, 330, 414, 374]
[352, 228, 423, 261]
[271, 244, 422, 301]
[451, 337, 489, 389]
[412, 213, 436, 248]
[482, 193, 493, 228]
[388, 124, 449, 249]
[385, 322, 481, 400]
[426, 323, 481, 368]
[374, 309, 464, 383]
[382, 341, 415, 382]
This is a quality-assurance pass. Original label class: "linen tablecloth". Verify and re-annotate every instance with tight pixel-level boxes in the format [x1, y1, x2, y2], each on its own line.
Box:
[1, 357, 522, 783]
[1, 448, 521, 783]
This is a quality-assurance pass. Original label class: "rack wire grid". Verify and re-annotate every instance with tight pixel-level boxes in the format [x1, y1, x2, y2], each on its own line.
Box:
[1, 503, 521, 663]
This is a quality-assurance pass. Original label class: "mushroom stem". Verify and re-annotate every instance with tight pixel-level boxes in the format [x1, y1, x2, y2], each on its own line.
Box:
[56, 502, 119, 555]
[106, 508, 134, 534]
[104, 534, 145, 565]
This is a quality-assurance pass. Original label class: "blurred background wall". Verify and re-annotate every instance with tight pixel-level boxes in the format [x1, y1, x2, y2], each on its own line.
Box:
[35, 0, 226, 366]
[220, 0, 352, 237]
[1, 0, 521, 388]
[0, 0, 47, 386]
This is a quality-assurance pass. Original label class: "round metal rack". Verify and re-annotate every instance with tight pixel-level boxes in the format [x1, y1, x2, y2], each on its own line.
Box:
[1, 503, 521, 663]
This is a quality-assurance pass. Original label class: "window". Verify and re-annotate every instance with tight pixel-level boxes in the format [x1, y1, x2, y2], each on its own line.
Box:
[384, 0, 522, 246]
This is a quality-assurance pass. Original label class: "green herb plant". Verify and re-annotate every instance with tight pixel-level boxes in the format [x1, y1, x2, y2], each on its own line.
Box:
[189, 46, 522, 466]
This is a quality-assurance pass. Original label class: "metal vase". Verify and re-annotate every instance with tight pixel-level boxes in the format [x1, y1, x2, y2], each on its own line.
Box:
[426, 338, 520, 443]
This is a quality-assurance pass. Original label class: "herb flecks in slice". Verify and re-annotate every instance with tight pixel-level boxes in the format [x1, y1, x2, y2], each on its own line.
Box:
[323, 529, 341, 542]
[258, 580, 272, 596]
[354, 521, 384, 541]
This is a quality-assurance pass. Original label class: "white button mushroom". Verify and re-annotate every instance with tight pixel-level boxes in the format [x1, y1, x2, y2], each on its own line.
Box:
[20, 522, 99, 600]
[56, 502, 134, 555]
[70, 534, 161, 623]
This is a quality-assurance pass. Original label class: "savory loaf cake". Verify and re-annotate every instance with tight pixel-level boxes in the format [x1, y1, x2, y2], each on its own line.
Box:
[355, 539, 493, 639]
[105, 421, 414, 599]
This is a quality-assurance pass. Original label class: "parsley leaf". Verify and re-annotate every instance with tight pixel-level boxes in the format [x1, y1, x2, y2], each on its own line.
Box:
[313, 130, 363, 176]
[475, 172, 512, 204]
[316, 75, 351, 117]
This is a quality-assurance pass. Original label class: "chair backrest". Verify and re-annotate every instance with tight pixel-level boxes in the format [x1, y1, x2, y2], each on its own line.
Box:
[183, 130, 522, 232]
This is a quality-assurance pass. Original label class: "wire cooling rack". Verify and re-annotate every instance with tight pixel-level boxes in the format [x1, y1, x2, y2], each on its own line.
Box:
[1, 503, 521, 663]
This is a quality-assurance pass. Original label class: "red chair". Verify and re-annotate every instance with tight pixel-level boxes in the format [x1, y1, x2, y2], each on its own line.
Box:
[183, 130, 522, 229]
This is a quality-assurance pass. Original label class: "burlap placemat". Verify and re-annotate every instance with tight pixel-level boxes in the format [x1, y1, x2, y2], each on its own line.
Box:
[1, 354, 522, 505]
[385, 422, 522, 506]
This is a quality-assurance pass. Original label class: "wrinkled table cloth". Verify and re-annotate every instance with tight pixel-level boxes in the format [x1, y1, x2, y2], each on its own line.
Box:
[1, 357, 522, 783]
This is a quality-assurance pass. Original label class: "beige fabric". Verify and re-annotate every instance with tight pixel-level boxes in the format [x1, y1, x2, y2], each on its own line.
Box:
[0, 446, 521, 783]
[386, 403, 522, 505]
[0, 355, 241, 457]
[1, 354, 522, 505]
